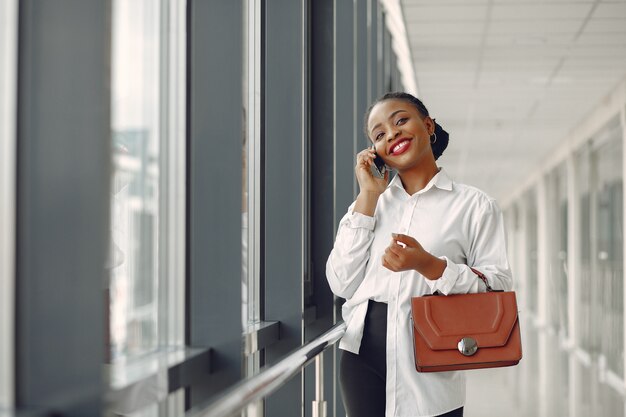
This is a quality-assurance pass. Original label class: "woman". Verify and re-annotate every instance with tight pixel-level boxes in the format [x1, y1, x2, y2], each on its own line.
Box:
[326, 92, 513, 417]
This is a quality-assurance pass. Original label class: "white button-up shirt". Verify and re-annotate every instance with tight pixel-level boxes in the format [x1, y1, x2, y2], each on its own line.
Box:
[326, 168, 513, 417]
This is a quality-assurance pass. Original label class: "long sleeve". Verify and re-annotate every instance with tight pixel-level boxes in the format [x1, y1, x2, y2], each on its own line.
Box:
[326, 207, 376, 299]
[426, 198, 513, 295]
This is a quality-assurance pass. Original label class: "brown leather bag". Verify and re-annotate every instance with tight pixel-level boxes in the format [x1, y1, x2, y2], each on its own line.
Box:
[410, 269, 522, 372]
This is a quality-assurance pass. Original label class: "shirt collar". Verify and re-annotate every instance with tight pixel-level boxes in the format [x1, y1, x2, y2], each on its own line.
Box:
[388, 167, 454, 195]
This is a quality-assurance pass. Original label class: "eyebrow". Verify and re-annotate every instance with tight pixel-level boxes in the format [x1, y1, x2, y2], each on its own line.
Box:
[370, 109, 409, 135]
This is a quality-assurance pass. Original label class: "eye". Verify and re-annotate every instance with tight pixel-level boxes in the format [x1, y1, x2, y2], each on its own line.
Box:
[396, 117, 408, 125]
[375, 132, 385, 141]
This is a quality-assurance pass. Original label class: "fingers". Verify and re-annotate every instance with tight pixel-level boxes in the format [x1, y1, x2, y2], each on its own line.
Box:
[386, 240, 404, 256]
[385, 244, 402, 259]
[392, 233, 418, 247]
[382, 242, 403, 272]
[382, 233, 421, 272]
[382, 254, 398, 272]
[355, 148, 377, 167]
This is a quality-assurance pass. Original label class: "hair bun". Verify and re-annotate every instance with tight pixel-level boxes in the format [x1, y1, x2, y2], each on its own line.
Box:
[432, 121, 449, 161]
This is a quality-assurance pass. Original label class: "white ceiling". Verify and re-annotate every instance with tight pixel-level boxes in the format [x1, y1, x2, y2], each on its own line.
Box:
[400, 0, 626, 202]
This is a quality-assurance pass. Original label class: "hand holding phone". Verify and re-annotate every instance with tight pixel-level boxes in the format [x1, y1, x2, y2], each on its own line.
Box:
[370, 145, 387, 179]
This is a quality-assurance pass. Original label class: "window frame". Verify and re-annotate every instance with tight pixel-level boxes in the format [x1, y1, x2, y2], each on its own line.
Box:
[106, 0, 187, 413]
[0, 0, 18, 408]
[158, 0, 186, 355]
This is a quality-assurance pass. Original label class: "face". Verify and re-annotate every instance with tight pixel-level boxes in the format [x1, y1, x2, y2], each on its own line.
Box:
[367, 99, 435, 173]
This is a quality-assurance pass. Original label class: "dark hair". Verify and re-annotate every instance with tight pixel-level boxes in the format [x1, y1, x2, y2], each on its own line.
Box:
[364, 92, 449, 161]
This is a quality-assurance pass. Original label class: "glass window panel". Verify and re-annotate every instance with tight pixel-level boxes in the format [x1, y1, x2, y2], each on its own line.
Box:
[525, 190, 539, 314]
[109, 0, 160, 361]
[505, 203, 522, 291]
[575, 360, 594, 416]
[593, 122, 623, 377]
[598, 379, 625, 417]
[546, 164, 569, 335]
[107, 0, 186, 414]
[0, 0, 17, 407]
[577, 145, 594, 352]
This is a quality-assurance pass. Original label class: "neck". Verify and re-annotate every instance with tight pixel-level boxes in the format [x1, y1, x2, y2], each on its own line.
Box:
[397, 163, 439, 195]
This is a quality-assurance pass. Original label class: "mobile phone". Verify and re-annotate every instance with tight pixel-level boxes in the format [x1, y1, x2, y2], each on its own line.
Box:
[370, 145, 387, 179]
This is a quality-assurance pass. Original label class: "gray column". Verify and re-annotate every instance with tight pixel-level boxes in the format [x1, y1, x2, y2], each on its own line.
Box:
[355, 0, 370, 153]
[383, 16, 392, 93]
[264, 0, 307, 415]
[188, 0, 244, 407]
[336, 1, 358, 226]
[334, 2, 357, 414]
[16, 1, 110, 415]
[307, 1, 339, 416]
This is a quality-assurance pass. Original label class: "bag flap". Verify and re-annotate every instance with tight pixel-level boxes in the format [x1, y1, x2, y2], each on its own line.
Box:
[411, 291, 518, 351]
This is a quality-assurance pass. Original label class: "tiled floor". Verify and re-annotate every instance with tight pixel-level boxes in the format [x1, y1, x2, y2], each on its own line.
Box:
[465, 368, 522, 417]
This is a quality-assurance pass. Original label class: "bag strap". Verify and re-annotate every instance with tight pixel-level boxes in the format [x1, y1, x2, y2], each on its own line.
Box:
[470, 267, 497, 292]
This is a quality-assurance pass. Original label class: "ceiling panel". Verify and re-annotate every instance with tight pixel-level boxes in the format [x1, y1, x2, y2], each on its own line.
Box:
[408, 21, 486, 35]
[492, 0, 595, 3]
[593, 3, 626, 19]
[489, 19, 583, 34]
[576, 32, 626, 45]
[401, 0, 626, 200]
[486, 33, 575, 46]
[409, 35, 484, 46]
[404, 5, 488, 20]
[404, 0, 490, 5]
[490, 3, 593, 19]
[583, 18, 626, 33]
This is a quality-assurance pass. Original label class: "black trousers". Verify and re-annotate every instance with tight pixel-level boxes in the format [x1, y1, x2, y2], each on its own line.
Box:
[339, 300, 463, 417]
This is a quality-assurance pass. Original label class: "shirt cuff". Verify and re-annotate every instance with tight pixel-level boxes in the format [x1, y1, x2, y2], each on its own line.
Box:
[345, 211, 376, 230]
[426, 256, 459, 295]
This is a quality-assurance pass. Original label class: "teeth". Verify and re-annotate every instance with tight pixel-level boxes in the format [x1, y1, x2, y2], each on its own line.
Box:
[392, 140, 408, 154]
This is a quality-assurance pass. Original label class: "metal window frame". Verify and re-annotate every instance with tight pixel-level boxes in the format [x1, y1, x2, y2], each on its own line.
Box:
[158, 0, 186, 359]
[621, 103, 626, 399]
[160, 0, 187, 413]
[244, 0, 263, 335]
[0, 0, 18, 409]
[242, 2, 265, 415]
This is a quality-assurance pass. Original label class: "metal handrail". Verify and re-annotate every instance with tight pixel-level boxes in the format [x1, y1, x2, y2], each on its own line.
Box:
[187, 321, 346, 417]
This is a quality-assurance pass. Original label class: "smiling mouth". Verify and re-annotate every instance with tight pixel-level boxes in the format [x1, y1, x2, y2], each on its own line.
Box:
[390, 139, 411, 155]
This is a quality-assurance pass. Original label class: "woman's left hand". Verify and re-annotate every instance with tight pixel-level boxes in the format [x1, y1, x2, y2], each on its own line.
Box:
[381, 233, 446, 280]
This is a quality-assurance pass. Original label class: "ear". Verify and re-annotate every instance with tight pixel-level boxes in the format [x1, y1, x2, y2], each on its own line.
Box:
[423, 116, 436, 136]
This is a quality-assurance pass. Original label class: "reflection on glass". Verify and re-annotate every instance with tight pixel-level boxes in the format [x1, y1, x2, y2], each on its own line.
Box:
[546, 164, 568, 335]
[545, 164, 570, 416]
[108, 0, 160, 361]
[577, 145, 593, 352]
[594, 131, 623, 377]
[242, 106, 248, 331]
[525, 190, 538, 314]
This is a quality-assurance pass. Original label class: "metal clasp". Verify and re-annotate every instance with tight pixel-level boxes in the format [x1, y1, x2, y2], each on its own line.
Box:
[458, 337, 478, 356]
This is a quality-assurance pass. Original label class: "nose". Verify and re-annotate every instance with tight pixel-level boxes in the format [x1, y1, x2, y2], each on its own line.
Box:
[386, 126, 401, 142]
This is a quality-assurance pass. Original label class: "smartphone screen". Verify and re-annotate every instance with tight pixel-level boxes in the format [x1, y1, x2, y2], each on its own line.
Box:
[371, 145, 386, 179]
